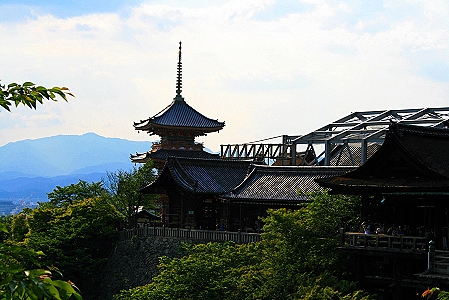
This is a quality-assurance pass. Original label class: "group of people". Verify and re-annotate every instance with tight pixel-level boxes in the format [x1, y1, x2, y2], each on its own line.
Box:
[360, 222, 407, 236]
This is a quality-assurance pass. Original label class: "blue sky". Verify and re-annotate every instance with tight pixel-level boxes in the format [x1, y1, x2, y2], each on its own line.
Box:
[1, 0, 449, 152]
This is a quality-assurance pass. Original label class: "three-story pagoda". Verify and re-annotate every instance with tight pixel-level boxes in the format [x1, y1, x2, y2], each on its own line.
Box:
[131, 42, 225, 170]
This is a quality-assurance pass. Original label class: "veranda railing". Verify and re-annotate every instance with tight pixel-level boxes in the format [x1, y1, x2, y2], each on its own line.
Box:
[341, 232, 427, 251]
[119, 227, 261, 244]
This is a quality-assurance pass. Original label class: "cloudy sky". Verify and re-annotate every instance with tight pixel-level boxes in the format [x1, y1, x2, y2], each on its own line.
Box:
[1, 0, 448, 152]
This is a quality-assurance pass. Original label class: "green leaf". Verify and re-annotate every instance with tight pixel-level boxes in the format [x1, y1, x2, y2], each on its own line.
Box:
[22, 82, 35, 87]
[0, 223, 8, 233]
[51, 280, 76, 292]
[42, 281, 62, 300]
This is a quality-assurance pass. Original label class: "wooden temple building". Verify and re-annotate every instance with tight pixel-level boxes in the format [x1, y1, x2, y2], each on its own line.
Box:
[141, 156, 353, 231]
[316, 122, 449, 299]
[129, 42, 449, 298]
[131, 41, 224, 170]
[317, 122, 449, 243]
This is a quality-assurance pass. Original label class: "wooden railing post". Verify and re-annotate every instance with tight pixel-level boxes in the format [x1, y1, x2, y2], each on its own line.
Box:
[428, 240, 435, 272]
[339, 228, 345, 247]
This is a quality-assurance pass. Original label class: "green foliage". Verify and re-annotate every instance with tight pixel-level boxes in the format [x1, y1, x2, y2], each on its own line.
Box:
[105, 161, 158, 227]
[0, 223, 82, 300]
[114, 191, 376, 300]
[0, 79, 82, 298]
[293, 272, 375, 300]
[10, 213, 29, 243]
[0, 81, 74, 112]
[257, 191, 361, 298]
[21, 197, 120, 293]
[422, 287, 449, 299]
[113, 242, 261, 300]
[0, 216, 13, 243]
[47, 180, 107, 207]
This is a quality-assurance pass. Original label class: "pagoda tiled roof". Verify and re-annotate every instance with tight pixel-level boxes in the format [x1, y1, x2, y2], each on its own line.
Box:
[141, 157, 253, 195]
[131, 149, 219, 163]
[134, 96, 225, 133]
[316, 122, 449, 194]
[225, 166, 354, 203]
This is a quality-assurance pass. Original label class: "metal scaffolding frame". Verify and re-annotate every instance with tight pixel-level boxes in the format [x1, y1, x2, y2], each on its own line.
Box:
[220, 107, 449, 166]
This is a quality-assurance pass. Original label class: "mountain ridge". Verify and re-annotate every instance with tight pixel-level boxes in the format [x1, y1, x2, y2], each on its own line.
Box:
[0, 132, 152, 177]
[0, 133, 153, 213]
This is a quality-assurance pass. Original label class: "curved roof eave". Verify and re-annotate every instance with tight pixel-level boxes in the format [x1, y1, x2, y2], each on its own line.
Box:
[134, 99, 225, 131]
[316, 123, 449, 191]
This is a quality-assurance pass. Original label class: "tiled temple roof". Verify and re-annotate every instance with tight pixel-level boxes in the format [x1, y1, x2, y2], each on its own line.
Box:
[225, 166, 354, 203]
[141, 157, 253, 194]
[134, 42, 224, 134]
[134, 97, 225, 133]
[316, 122, 449, 194]
[142, 156, 355, 203]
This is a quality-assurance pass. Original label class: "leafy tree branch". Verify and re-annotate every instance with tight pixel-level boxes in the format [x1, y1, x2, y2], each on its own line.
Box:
[0, 81, 74, 112]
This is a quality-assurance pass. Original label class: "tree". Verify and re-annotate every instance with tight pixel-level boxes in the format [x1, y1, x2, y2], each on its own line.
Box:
[113, 191, 376, 300]
[0, 223, 82, 300]
[0, 79, 80, 299]
[22, 197, 120, 295]
[105, 161, 158, 228]
[47, 180, 107, 207]
[0, 81, 74, 112]
[113, 242, 261, 300]
[256, 191, 362, 299]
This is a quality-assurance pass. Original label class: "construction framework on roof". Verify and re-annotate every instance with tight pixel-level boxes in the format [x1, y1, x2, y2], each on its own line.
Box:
[220, 107, 449, 166]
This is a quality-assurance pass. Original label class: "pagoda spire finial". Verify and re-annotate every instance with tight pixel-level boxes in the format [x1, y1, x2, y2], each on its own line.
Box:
[175, 41, 183, 100]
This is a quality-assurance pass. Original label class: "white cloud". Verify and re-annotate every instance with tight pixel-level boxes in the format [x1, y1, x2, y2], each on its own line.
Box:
[1, 0, 448, 152]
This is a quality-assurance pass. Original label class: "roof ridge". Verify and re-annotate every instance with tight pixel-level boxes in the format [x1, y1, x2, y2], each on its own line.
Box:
[167, 156, 198, 192]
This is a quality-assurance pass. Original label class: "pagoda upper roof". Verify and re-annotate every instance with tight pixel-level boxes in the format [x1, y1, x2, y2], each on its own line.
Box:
[316, 122, 449, 195]
[134, 42, 224, 134]
[134, 95, 225, 133]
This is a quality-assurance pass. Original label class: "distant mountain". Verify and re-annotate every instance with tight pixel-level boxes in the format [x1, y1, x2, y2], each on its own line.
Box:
[0, 133, 153, 213]
[0, 172, 107, 200]
[0, 133, 152, 177]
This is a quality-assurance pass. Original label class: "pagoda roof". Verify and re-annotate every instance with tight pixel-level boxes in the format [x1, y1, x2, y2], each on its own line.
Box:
[141, 157, 253, 195]
[224, 166, 354, 204]
[316, 122, 449, 195]
[134, 42, 224, 134]
[134, 96, 225, 133]
[131, 149, 219, 163]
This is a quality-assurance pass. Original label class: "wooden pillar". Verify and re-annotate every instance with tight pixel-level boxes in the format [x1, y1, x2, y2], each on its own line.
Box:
[324, 140, 331, 166]
[291, 141, 297, 166]
[227, 200, 231, 231]
[361, 195, 369, 224]
[392, 258, 403, 300]
[361, 139, 367, 164]
[180, 193, 185, 228]
[239, 204, 243, 231]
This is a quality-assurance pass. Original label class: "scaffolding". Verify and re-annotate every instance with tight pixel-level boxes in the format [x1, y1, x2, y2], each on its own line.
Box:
[220, 107, 449, 166]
